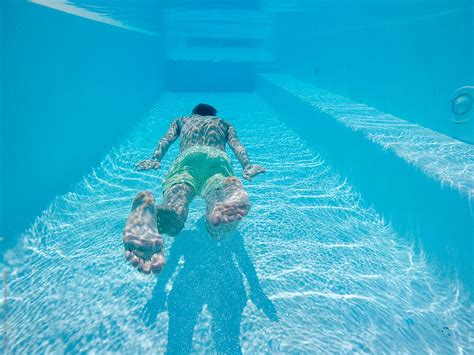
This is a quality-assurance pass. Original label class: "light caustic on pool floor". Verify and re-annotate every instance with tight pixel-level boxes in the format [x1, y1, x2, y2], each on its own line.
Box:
[1, 93, 471, 353]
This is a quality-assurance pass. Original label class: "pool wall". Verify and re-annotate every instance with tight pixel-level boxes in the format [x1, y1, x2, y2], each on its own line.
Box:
[259, 75, 473, 296]
[272, 2, 473, 143]
[165, 60, 257, 92]
[0, 3, 164, 250]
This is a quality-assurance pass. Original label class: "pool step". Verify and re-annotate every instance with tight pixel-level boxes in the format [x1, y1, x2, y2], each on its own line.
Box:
[167, 46, 273, 64]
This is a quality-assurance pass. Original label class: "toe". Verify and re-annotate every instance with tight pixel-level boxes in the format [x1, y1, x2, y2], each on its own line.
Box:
[151, 253, 165, 274]
[210, 210, 222, 225]
[143, 262, 152, 274]
[131, 255, 140, 267]
[229, 214, 242, 222]
[139, 260, 152, 274]
[237, 207, 248, 217]
[138, 258, 145, 271]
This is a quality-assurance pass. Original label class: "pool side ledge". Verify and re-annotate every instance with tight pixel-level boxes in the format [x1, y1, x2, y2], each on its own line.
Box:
[258, 73, 473, 296]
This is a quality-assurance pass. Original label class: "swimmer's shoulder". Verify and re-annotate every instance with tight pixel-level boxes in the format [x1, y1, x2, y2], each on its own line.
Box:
[212, 116, 231, 128]
[177, 114, 229, 129]
[175, 115, 191, 128]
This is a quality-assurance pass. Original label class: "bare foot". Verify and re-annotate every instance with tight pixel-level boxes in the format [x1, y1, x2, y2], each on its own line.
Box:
[209, 177, 250, 226]
[209, 199, 250, 226]
[123, 191, 165, 274]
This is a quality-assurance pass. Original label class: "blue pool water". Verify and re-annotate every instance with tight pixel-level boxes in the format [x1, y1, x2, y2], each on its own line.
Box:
[2, 93, 472, 352]
[1, 1, 473, 353]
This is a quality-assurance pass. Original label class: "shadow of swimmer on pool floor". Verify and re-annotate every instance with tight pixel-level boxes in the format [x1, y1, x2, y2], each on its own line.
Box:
[140, 218, 278, 354]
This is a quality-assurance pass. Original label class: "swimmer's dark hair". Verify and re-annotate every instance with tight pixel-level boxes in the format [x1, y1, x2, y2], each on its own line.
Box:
[192, 103, 217, 116]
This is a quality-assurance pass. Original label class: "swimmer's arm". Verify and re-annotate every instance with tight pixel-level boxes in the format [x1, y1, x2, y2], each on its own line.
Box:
[227, 123, 265, 180]
[151, 118, 180, 161]
[136, 118, 180, 171]
[227, 123, 251, 168]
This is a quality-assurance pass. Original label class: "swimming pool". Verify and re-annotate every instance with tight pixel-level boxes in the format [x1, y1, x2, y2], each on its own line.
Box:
[1, 1, 473, 353]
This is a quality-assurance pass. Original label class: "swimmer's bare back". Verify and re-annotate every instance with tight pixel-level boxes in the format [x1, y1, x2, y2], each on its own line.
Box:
[136, 115, 265, 180]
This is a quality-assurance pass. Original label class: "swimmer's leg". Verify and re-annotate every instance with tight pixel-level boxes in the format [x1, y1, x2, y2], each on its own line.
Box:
[156, 183, 195, 236]
[123, 191, 165, 274]
[204, 176, 250, 237]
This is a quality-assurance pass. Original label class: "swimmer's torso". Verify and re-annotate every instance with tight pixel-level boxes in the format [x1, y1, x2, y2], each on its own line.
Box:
[177, 115, 229, 153]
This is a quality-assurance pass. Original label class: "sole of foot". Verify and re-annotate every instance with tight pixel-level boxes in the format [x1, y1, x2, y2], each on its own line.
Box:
[123, 191, 166, 274]
[209, 200, 250, 226]
[207, 198, 250, 239]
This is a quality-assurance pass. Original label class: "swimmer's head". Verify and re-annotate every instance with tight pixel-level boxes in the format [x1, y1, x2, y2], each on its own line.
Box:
[192, 103, 217, 117]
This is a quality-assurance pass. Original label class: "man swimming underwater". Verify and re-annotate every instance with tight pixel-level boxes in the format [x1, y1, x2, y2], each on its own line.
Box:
[123, 103, 265, 274]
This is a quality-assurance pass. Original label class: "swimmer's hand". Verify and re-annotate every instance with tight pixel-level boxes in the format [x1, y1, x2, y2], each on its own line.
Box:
[136, 160, 161, 171]
[243, 164, 265, 180]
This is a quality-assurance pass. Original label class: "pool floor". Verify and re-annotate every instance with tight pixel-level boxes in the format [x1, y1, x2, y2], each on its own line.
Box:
[2, 93, 471, 353]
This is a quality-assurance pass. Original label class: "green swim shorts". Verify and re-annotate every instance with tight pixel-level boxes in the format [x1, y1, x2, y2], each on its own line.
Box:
[162, 146, 235, 197]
